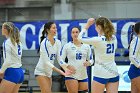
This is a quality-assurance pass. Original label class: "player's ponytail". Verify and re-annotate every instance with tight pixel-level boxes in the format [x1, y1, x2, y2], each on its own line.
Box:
[3, 22, 20, 46]
[96, 17, 115, 41]
[14, 27, 20, 45]
[38, 21, 54, 53]
[11, 26, 20, 45]
[128, 25, 134, 49]
[40, 29, 46, 45]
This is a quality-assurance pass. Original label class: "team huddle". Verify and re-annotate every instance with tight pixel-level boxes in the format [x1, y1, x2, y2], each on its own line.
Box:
[0, 17, 140, 93]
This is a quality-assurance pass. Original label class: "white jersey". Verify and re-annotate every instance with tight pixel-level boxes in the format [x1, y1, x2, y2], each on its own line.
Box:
[0, 38, 22, 73]
[129, 36, 140, 67]
[34, 38, 66, 77]
[61, 42, 93, 80]
[78, 29, 119, 78]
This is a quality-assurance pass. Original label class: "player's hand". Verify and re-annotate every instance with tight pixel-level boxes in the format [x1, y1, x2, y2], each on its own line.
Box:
[0, 73, 4, 79]
[0, 70, 4, 79]
[64, 69, 73, 76]
[59, 69, 72, 76]
[67, 65, 76, 74]
[85, 18, 95, 29]
[0, 70, 3, 74]
[83, 61, 91, 66]
[59, 70, 67, 76]
[87, 18, 95, 26]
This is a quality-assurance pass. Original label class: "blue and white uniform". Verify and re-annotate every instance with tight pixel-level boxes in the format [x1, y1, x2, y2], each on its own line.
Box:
[34, 38, 67, 77]
[0, 38, 24, 84]
[78, 29, 119, 84]
[61, 42, 93, 80]
[128, 36, 140, 79]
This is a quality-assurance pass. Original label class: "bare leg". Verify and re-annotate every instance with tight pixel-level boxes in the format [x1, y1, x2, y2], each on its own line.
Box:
[106, 81, 119, 93]
[12, 84, 21, 93]
[0, 79, 16, 93]
[36, 75, 52, 93]
[65, 79, 79, 93]
[78, 82, 88, 91]
[131, 76, 140, 93]
[91, 80, 105, 93]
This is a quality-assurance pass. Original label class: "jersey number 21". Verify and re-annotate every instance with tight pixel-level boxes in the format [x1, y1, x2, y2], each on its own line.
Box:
[106, 43, 114, 54]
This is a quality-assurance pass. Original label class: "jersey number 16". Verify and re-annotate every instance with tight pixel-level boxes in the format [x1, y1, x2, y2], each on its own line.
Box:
[76, 53, 82, 60]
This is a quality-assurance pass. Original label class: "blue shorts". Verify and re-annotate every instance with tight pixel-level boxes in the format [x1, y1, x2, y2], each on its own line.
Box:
[128, 64, 140, 79]
[65, 77, 88, 82]
[4, 68, 24, 84]
[93, 76, 119, 84]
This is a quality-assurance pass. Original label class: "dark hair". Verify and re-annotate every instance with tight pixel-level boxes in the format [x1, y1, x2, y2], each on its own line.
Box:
[71, 26, 81, 41]
[133, 22, 140, 34]
[3, 22, 20, 45]
[128, 22, 140, 49]
[38, 21, 55, 53]
[71, 26, 81, 32]
[95, 17, 115, 41]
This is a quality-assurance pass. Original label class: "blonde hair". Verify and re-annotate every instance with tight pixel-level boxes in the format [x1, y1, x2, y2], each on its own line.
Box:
[3, 22, 20, 45]
[95, 17, 115, 41]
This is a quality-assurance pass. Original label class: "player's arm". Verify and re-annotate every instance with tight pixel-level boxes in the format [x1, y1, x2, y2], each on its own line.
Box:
[78, 28, 94, 45]
[41, 41, 69, 76]
[78, 28, 101, 45]
[57, 41, 69, 70]
[60, 43, 76, 74]
[78, 18, 101, 46]
[0, 42, 12, 73]
[83, 45, 94, 66]
[129, 38, 140, 68]
[57, 42, 74, 75]
[88, 45, 94, 65]
[40, 41, 55, 69]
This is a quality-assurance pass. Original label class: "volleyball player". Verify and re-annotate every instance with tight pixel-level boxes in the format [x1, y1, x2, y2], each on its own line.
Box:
[0, 22, 24, 93]
[78, 17, 119, 93]
[61, 27, 93, 93]
[128, 22, 140, 93]
[34, 21, 72, 93]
